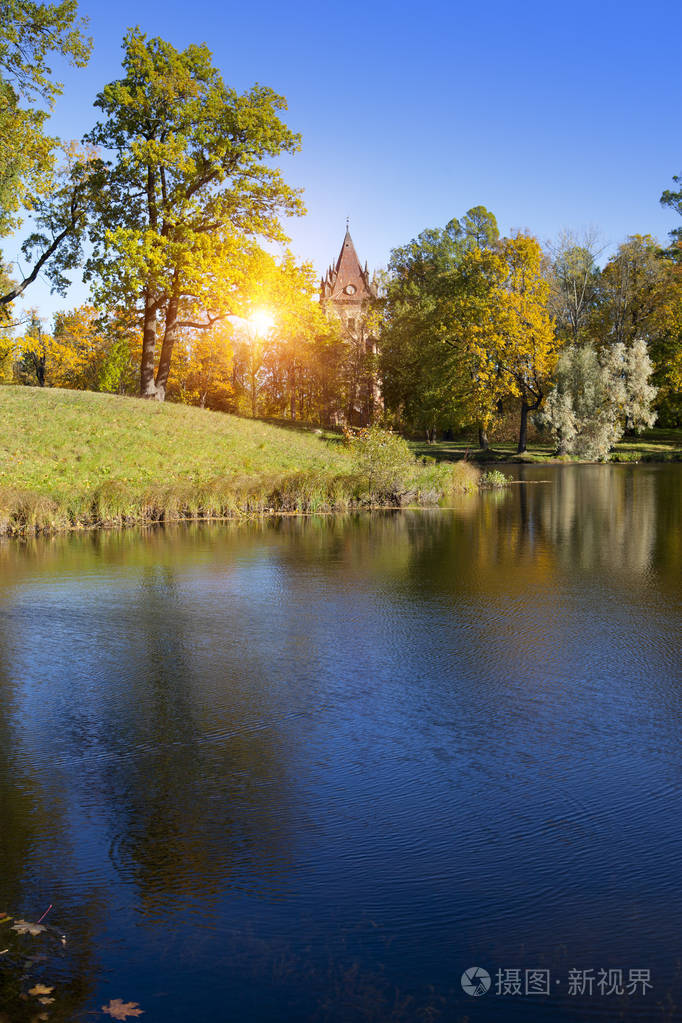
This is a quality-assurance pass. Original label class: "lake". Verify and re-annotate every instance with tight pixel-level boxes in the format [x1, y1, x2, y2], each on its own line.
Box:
[0, 464, 680, 1022]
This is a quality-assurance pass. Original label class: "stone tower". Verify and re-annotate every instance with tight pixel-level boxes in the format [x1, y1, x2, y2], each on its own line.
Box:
[320, 225, 381, 424]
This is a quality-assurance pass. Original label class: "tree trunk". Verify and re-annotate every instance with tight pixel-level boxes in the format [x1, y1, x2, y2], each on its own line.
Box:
[140, 289, 160, 398]
[154, 293, 179, 401]
[556, 427, 568, 456]
[478, 425, 489, 450]
[517, 400, 529, 453]
[518, 392, 543, 454]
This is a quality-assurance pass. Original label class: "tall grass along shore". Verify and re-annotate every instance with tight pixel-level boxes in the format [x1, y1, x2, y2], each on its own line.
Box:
[0, 387, 482, 536]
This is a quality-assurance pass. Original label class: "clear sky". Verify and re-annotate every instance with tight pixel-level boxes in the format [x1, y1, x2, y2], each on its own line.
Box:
[9, 0, 682, 320]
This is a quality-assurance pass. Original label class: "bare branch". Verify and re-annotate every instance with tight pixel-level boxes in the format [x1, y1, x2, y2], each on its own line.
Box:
[0, 223, 73, 306]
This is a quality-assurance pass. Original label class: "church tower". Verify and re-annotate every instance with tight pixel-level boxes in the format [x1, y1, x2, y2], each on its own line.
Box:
[320, 225, 381, 424]
[320, 225, 378, 331]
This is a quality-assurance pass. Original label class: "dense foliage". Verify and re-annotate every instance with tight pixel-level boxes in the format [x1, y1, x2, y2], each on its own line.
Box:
[540, 341, 657, 460]
[0, 3, 679, 461]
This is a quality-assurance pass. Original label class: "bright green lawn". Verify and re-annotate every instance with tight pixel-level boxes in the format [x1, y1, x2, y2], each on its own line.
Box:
[0, 387, 477, 533]
[0, 386, 354, 499]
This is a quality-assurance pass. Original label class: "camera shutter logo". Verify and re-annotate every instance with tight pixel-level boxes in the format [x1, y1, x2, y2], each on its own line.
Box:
[461, 966, 491, 996]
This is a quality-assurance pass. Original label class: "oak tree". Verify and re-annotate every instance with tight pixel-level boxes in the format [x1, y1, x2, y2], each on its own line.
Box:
[86, 28, 303, 399]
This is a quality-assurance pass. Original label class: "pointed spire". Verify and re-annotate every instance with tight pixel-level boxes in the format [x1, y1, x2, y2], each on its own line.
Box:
[334, 226, 362, 276]
[321, 223, 373, 305]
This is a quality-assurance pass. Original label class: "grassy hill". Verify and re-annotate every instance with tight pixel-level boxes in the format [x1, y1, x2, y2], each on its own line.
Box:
[0, 387, 478, 534]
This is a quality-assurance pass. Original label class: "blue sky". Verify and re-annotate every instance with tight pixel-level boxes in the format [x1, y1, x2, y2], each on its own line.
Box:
[9, 0, 682, 320]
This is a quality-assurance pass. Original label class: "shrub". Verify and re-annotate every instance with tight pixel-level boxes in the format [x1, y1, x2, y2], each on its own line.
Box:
[479, 469, 512, 488]
[344, 425, 420, 503]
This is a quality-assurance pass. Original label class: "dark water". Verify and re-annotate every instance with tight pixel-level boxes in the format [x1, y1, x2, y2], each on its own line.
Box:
[0, 465, 680, 1022]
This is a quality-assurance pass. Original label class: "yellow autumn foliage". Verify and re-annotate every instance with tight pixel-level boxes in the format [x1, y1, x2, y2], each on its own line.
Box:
[447, 234, 558, 426]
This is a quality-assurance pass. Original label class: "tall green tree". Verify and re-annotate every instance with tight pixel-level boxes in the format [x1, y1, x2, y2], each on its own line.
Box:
[379, 207, 499, 440]
[660, 173, 682, 255]
[86, 28, 304, 400]
[0, 1, 91, 309]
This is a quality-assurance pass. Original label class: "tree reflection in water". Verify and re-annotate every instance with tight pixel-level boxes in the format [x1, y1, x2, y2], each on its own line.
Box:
[0, 464, 679, 1022]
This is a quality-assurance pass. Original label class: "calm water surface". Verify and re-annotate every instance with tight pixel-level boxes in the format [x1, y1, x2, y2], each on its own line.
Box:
[0, 464, 680, 1022]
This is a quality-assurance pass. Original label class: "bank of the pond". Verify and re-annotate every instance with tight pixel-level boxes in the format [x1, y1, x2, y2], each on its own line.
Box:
[0, 387, 485, 536]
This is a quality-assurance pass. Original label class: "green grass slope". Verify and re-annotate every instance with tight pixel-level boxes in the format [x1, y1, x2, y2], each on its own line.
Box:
[0, 387, 479, 534]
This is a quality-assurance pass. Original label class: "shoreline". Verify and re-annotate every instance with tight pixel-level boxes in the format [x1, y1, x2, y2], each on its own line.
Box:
[2, 389, 678, 538]
[4, 460, 679, 539]
[0, 482, 483, 539]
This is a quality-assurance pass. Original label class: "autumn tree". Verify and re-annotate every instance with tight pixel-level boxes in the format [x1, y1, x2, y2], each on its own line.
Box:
[167, 321, 234, 410]
[591, 235, 682, 425]
[646, 276, 682, 425]
[85, 28, 304, 401]
[49, 304, 112, 389]
[226, 255, 335, 421]
[0, 1, 91, 311]
[231, 319, 267, 417]
[446, 235, 558, 452]
[255, 259, 333, 422]
[12, 302, 137, 392]
[502, 235, 559, 451]
[258, 311, 347, 427]
[591, 235, 667, 346]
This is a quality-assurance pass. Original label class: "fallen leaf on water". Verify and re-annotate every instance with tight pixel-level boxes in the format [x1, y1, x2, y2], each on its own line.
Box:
[38, 997, 55, 1005]
[12, 920, 47, 936]
[102, 999, 144, 1020]
[28, 985, 54, 997]
[0, 913, 11, 925]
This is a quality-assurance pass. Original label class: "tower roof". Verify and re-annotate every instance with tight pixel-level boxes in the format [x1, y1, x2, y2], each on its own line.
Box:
[321, 225, 377, 303]
[335, 228, 363, 278]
